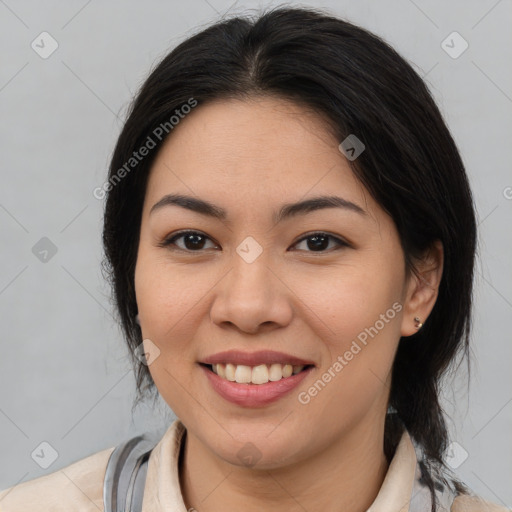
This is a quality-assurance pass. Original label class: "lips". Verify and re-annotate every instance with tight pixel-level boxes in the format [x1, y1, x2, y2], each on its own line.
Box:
[200, 349, 316, 367]
[201, 363, 314, 407]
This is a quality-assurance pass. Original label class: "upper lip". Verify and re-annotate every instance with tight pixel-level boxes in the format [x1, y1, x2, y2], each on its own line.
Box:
[201, 350, 316, 367]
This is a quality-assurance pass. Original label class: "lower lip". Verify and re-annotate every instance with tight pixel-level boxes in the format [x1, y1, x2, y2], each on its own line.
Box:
[200, 364, 314, 407]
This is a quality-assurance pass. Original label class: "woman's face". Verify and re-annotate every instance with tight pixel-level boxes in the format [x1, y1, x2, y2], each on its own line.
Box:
[134, 96, 423, 468]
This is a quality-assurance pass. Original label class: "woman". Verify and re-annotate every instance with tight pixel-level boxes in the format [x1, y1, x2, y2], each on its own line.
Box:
[0, 6, 508, 512]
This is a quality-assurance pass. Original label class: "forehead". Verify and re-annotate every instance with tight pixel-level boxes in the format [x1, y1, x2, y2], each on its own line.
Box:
[144, 96, 370, 217]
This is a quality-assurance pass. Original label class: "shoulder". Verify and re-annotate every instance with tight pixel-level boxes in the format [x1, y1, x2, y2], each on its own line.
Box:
[452, 495, 511, 512]
[0, 444, 115, 512]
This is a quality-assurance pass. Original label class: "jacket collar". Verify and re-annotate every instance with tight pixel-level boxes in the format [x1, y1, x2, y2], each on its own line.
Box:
[141, 418, 457, 512]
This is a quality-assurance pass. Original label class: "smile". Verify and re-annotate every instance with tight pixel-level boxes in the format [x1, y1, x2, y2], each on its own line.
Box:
[203, 362, 311, 385]
[200, 363, 314, 407]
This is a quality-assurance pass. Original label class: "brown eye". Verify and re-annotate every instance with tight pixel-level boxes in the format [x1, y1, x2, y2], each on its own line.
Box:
[159, 231, 218, 252]
[159, 230, 348, 254]
[291, 232, 348, 253]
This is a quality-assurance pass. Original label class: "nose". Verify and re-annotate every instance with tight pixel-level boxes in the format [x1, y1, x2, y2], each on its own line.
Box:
[209, 248, 293, 335]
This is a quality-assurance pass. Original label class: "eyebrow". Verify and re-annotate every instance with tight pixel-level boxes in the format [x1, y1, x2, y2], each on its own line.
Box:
[149, 193, 366, 223]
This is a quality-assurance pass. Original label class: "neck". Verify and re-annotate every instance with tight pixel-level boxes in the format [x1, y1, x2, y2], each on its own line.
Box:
[178, 413, 391, 512]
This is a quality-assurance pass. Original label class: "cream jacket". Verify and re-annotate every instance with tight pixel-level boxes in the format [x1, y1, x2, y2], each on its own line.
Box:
[0, 418, 509, 512]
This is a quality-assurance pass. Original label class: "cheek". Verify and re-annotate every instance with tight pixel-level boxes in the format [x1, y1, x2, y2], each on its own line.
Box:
[134, 254, 210, 413]
[134, 250, 219, 383]
[135, 246, 205, 328]
[292, 260, 404, 344]
[290, 263, 402, 415]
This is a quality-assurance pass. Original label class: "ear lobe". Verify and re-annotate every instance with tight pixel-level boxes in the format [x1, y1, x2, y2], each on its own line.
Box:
[400, 240, 444, 337]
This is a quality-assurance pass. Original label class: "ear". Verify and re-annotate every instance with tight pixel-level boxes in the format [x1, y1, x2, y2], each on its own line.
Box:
[400, 240, 444, 337]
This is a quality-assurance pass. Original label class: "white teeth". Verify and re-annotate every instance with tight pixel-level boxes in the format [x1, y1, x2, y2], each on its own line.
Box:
[251, 364, 269, 384]
[216, 363, 226, 379]
[269, 363, 283, 381]
[282, 364, 293, 378]
[225, 363, 236, 381]
[210, 363, 306, 384]
[235, 365, 252, 383]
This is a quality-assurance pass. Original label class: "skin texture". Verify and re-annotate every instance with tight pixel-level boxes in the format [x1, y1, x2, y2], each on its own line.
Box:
[134, 96, 443, 512]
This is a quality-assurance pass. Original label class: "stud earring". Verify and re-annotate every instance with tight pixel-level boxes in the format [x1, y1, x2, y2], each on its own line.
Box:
[414, 316, 423, 329]
[135, 314, 140, 326]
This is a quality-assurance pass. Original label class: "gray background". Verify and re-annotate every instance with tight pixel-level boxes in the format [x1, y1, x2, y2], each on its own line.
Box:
[0, 0, 511, 506]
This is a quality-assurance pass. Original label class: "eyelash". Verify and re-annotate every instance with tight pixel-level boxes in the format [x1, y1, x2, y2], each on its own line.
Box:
[158, 230, 349, 254]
